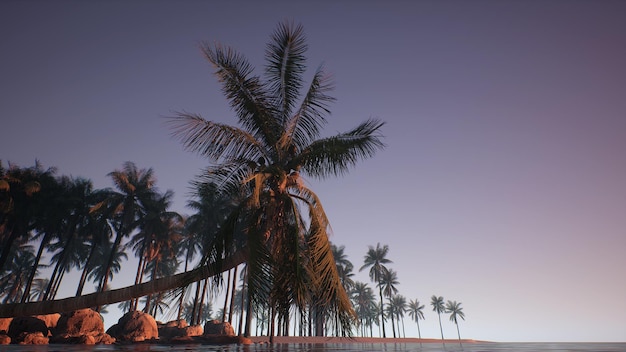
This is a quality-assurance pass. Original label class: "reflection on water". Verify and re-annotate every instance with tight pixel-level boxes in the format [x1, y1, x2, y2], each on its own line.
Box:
[0, 343, 625, 352]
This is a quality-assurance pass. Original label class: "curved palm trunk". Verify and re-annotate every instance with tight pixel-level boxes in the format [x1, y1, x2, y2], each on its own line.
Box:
[455, 321, 462, 346]
[0, 249, 246, 318]
[21, 232, 52, 303]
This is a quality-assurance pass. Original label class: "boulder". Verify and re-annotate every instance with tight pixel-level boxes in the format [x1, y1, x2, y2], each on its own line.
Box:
[0, 334, 10, 344]
[51, 308, 114, 344]
[0, 317, 12, 334]
[107, 311, 158, 342]
[54, 308, 103, 337]
[7, 316, 48, 341]
[34, 313, 60, 331]
[203, 320, 235, 336]
[18, 331, 49, 345]
[158, 319, 203, 341]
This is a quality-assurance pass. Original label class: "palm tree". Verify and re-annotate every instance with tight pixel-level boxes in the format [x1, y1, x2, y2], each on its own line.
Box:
[97, 162, 157, 299]
[168, 21, 384, 338]
[0, 161, 54, 273]
[0, 243, 36, 303]
[331, 244, 355, 292]
[431, 295, 446, 343]
[407, 299, 425, 340]
[446, 300, 465, 345]
[379, 268, 399, 338]
[359, 243, 392, 337]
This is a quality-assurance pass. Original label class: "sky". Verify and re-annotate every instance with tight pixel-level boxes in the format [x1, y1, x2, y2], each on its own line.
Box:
[1, 0, 625, 343]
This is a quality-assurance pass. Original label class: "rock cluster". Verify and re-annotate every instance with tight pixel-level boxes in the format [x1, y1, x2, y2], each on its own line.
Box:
[0, 309, 250, 345]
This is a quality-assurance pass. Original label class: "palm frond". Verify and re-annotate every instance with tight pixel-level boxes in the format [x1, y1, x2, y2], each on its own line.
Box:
[279, 65, 335, 151]
[296, 118, 386, 179]
[200, 43, 280, 147]
[167, 112, 265, 163]
[265, 21, 307, 123]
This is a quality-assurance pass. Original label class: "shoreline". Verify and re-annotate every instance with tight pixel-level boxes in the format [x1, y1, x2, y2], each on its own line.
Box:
[249, 336, 487, 344]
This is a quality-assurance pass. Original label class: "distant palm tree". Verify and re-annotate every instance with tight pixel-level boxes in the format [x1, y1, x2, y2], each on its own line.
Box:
[431, 295, 446, 343]
[407, 299, 425, 340]
[380, 268, 399, 337]
[0, 243, 36, 303]
[350, 281, 374, 337]
[445, 300, 465, 345]
[97, 162, 157, 300]
[359, 243, 392, 337]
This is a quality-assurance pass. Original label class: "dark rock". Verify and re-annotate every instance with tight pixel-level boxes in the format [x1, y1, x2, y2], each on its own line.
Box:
[158, 319, 202, 341]
[8, 316, 48, 341]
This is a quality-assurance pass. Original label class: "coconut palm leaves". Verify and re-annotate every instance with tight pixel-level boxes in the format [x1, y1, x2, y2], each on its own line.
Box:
[168, 21, 385, 337]
[446, 300, 465, 344]
[407, 299, 425, 340]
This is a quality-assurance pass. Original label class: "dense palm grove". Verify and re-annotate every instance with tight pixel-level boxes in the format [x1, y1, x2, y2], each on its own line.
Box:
[1, 22, 465, 340]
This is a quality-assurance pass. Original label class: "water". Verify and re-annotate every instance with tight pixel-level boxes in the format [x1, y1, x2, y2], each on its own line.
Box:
[1, 343, 625, 352]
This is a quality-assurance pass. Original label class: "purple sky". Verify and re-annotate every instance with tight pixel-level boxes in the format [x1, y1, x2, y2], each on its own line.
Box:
[1, 0, 625, 342]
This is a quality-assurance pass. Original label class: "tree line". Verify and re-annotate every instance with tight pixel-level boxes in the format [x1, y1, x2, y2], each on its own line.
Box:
[1, 21, 464, 341]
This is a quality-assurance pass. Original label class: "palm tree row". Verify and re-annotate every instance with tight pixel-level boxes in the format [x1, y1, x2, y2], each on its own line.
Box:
[334, 242, 466, 341]
[0, 160, 235, 322]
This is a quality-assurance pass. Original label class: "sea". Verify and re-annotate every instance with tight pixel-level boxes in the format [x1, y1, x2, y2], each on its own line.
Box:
[1, 343, 625, 352]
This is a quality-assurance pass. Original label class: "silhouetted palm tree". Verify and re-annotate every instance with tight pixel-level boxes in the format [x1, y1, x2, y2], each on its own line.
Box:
[380, 268, 399, 338]
[407, 299, 425, 340]
[97, 162, 157, 299]
[360, 243, 392, 337]
[446, 300, 465, 345]
[0, 161, 54, 272]
[168, 21, 384, 338]
[0, 243, 36, 303]
[431, 295, 446, 343]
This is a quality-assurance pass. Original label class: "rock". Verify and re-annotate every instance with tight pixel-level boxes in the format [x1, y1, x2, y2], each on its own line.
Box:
[158, 319, 202, 341]
[8, 316, 48, 341]
[0, 334, 10, 344]
[0, 317, 12, 334]
[34, 313, 60, 332]
[107, 311, 158, 342]
[18, 331, 49, 345]
[203, 320, 235, 336]
[54, 308, 103, 337]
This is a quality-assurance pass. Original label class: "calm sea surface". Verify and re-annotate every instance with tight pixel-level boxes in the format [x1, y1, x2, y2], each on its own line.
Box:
[1, 343, 625, 352]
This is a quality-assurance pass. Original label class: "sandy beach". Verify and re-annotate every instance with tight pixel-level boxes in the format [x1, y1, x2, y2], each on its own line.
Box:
[249, 336, 485, 344]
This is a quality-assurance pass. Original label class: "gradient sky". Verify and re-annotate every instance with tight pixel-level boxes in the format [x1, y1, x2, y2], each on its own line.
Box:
[1, 0, 625, 343]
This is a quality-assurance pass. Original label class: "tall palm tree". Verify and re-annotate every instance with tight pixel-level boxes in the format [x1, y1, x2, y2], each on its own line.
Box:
[446, 300, 465, 345]
[380, 269, 399, 338]
[0, 243, 36, 303]
[431, 295, 446, 343]
[97, 162, 157, 298]
[331, 244, 355, 292]
[359, 243, 392, 337]
[407, 299, 425, 340]
[168, 21, 384, 338]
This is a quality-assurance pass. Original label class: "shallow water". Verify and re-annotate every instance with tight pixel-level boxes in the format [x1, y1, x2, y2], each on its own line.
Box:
[1, 343, 626, 352]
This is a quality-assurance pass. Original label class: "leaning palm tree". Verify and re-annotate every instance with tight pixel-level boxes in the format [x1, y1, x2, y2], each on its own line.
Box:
[359, 243, 392, 337]
[168, 21, 384, 338]
[446, 300, 465, 345]
[431, 295, 446, 343]
[407, 299, 425, 340]
[0, 22, 385, 321]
